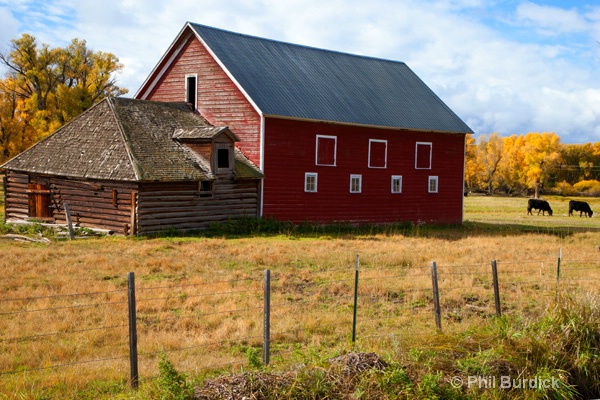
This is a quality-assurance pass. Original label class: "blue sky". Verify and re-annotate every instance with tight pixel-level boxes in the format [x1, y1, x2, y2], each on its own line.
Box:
[0, 0, 599, 143]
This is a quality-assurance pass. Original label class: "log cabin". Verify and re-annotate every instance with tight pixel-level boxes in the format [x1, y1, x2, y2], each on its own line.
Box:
[1, 97, 263, 234]
[136, 22, 473, 225]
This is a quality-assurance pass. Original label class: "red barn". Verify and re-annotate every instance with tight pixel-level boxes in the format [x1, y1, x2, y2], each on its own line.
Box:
[137, 22, 473, 225]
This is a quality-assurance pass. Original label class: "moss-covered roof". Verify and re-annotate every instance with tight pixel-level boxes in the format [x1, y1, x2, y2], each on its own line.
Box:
[1, 97, 263, 182]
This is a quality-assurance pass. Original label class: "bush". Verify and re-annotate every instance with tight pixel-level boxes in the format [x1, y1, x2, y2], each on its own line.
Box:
[574, 180, 600, 196]
[552, 181, 578, 196]
[157, 353, 193, 400]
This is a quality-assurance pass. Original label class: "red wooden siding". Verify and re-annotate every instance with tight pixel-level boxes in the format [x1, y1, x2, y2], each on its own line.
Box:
[262, 117, 465, 224]
[141, 36, 262, 166]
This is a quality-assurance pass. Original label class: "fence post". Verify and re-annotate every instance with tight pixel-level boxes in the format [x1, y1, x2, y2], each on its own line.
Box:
[556, 247, 562, 299]
[352, 254, 360, 343]
[491, 260, 501, 317]
[63, 203, 75, 240]
[127, 272, 139, 389]
[263, 269, 271, 366]
[430, 261, 442, 331]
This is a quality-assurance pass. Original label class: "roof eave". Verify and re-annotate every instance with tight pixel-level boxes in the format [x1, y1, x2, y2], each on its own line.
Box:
[262, 114, 473, 135]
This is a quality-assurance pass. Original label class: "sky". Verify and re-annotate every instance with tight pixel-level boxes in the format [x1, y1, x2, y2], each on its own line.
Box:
[0, 0, 599, 144]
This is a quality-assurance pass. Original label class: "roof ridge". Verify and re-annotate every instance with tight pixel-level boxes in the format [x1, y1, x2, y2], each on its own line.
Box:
[187, 22, 408, 66]
[107, 97, 142, 180]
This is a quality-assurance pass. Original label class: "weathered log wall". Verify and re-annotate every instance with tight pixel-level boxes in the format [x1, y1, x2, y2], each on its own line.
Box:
[137, 179, 260, 234]
[4, 171, 137, 234]
[4, 171, 260, 235]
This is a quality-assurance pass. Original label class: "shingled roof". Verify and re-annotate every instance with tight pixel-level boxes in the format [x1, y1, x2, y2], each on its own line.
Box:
[1, 97, 262, 181]
[139, 23, 472, 134]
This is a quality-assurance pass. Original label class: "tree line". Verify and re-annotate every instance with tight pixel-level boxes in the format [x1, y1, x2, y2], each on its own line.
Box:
[466, 132, 600, 197]
[0, 34, 127, 163]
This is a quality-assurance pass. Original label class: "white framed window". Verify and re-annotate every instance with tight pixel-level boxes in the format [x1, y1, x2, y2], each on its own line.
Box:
[350, 174, 362, 193]
[305, 173, 318, 192]
[415, 142, 432, 169]
[391, 175, 402, 194]
[185, 74, 198, 109]
[368, 139, 387, 168]
[315, 135, 337, 166]
[428, 176, 438, 193]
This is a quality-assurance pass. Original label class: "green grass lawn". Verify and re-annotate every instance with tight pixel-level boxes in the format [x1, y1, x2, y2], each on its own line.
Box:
[464, 194, 600, 231]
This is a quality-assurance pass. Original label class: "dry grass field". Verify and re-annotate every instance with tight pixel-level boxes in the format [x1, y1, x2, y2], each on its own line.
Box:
[0, 192, 599, 398]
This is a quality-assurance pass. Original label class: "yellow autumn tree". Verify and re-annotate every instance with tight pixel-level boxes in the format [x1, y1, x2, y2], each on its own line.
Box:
[464, 134, 479, 191]
[474, 132, 504, 194]
[520, 132, 562, 198]
[0, 34, 128, 162]
[496, 134, 526, 194]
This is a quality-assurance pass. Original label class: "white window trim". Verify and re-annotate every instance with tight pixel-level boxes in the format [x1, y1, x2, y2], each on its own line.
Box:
[415, 142, 432, 170]
[391, 175, 402, 194]
[304, 172, 318, 193]
[185, 73, 198, 109]
[368, 139, 388, 169]
[428, 176, 439, 193]
[350, 174, 362, 193]
[315, 135, 337, 166]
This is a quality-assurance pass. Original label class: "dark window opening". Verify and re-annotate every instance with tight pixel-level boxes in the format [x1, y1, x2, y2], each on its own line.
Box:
[186, 75, 197, 109]
[199, 180, 213, 197]
[217, 148, 230, 169]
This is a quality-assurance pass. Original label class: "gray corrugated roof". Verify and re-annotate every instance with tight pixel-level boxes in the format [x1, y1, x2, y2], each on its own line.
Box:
[189, 23, 473, 134]
[1, 97, 263, 181]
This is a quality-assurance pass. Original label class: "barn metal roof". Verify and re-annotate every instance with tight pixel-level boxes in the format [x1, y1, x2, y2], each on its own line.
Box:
[188, 22, 473, 134]
[0, 98, 263, 182]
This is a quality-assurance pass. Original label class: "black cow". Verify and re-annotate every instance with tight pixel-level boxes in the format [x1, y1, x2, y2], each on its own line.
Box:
[568, 200, 593, 217]
[527, 199, 553, 216]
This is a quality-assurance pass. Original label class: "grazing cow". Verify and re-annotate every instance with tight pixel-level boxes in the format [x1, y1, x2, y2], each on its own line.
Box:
[568, 200, 593, 217]
[527, 199, 553, 216]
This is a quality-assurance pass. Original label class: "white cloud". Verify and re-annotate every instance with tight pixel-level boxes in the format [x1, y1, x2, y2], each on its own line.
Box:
[0, 7, 18, 53]
[1, 0, 599, 143]
[515, 1, 588, 35]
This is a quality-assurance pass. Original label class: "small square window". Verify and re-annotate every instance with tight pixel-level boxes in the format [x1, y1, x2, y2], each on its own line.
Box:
[391, 175, 402, 193]
[350, 174, 362, 193]
[305, 173, 318, 192]
[199, 180, 213, 197]
[428, 176, 438, 193]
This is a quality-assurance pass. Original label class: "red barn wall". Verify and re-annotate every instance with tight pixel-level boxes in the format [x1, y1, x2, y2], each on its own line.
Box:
[262, 117, 465, 224]
[140, 36, 262, 166]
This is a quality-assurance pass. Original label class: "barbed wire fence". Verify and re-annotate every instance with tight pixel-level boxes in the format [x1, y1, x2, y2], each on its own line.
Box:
[1, 250, 599, 390]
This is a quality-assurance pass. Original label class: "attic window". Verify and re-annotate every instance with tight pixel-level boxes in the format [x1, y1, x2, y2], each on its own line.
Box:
[316, 135, 336, 166]
[185, 74, 197, 109]
[214, 143, 233, 174]
[369, 139, 387, 168]
[217, 148, 230, 169]
[415, 142, 432, 169]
